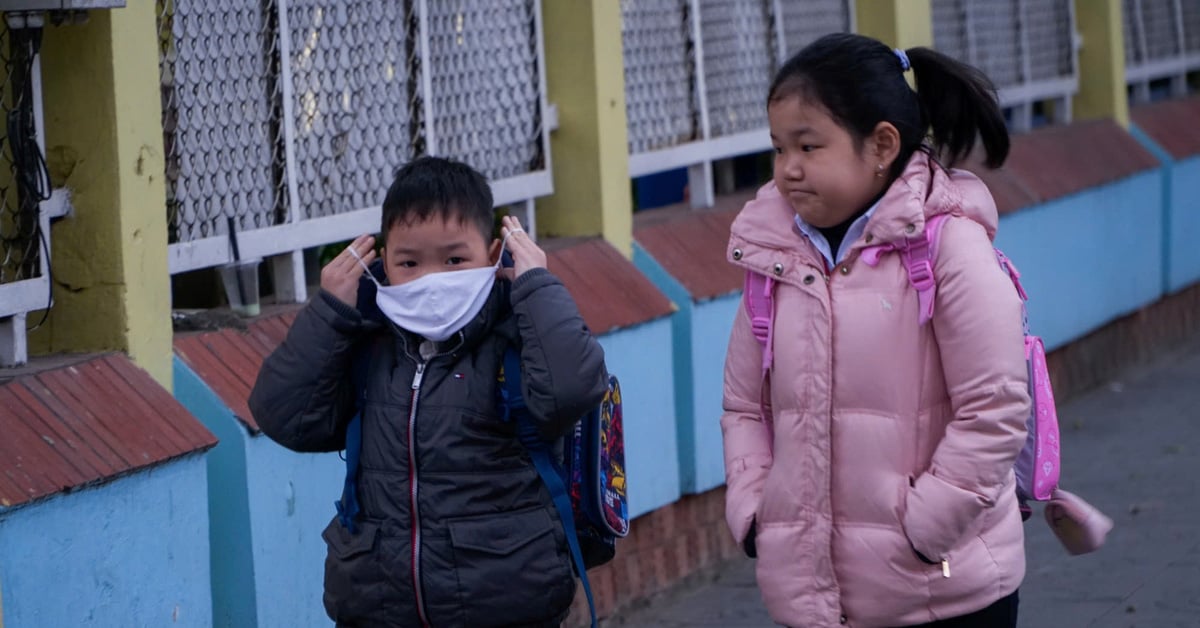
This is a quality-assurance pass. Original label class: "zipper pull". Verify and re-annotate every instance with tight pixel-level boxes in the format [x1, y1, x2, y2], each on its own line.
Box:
[412, 363, 426, 390]
[941, 559, 951, 579]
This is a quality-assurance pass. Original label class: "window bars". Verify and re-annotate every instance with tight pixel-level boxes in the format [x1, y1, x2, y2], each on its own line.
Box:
[933, 0, 1079, 132]
[157, 0, 551, 292]
[621, 0, 853, 207]
[1123, 0, 1200, 103]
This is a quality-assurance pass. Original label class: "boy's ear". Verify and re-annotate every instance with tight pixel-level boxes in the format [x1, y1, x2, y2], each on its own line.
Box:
[488, 237, 502, 264]
[869, 121, 902, 169]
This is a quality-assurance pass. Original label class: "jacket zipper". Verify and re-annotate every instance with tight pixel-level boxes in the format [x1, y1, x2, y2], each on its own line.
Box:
[408, 361, 429, 627]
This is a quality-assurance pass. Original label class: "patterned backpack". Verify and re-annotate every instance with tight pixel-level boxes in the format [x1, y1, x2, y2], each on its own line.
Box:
[499, 348, 628, 628]
[742, 213, 1111, 554]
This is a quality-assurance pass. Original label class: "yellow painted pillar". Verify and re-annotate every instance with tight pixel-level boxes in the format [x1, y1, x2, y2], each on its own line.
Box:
[31, 6, 173, 388]
[537, 0, 633, 257]
[855, 0, 934, 50]
[1072, 0, 1130, 127]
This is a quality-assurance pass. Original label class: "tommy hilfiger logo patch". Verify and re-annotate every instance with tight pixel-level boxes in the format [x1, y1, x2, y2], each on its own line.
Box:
[453, 373, 465, 380]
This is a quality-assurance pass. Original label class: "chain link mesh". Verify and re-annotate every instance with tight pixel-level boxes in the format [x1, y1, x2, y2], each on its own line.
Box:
[158, 0, 287, 245]
[1123, 0, 1143, 65]
[699, 0, 773, 138]
[934, 0, 1077, 103]
[427, 0, 543, 180]
[1184, 0, 1200, 53]
[1139, 0, 1183, 61]
[932, 0, 971, 62]
[621, 0, 696, 155]
[286, 2, 417, 218]
[1025, 0, 1074, 81]
[0, 23, 40, 284]
[776, 0, 850, 58]
[967, 2, 1022, 88]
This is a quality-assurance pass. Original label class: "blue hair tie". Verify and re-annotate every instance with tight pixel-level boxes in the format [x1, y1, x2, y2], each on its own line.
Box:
[894, 48, 911, 72]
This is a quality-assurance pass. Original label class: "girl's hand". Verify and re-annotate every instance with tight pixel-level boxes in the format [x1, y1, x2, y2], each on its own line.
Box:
[497, 215, 546, 282]
[321, 234, 375, 305]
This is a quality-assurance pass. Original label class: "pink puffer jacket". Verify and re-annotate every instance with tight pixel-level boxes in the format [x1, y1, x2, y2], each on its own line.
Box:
[722, 152, 1030, 627]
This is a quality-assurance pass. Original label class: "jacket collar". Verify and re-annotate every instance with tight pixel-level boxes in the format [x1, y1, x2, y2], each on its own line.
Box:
[728, 150, 999, 281]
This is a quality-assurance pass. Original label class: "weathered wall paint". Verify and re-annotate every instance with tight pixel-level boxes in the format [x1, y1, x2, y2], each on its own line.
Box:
[0, 457, 212, 627]
[34, 3, 173, 387]
[175, 356, 340, 628]
[244, 437, 342, 628]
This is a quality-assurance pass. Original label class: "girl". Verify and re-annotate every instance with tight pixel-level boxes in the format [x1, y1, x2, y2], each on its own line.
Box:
[722, 33, 1028, 627]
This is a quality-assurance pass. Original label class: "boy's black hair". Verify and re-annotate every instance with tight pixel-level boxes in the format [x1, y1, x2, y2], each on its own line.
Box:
[768, 32, 1009, 178]
[381, 156, 494, 243]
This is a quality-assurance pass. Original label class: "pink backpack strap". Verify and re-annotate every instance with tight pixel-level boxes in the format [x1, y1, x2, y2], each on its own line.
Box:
[742, 270, 776, 420]
[742, 270, 775, 374]
[899, 214, 952, 325]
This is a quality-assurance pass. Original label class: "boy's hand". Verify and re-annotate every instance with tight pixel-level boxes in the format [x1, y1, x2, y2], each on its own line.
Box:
[497, 215, 546, 282]
[321, 234, 376, 306]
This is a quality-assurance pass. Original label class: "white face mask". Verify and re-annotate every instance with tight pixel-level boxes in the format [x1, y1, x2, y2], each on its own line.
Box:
[349, 231, 518, 342]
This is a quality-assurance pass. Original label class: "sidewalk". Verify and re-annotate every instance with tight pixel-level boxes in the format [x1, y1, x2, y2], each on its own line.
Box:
[608, 335, 1200, 627]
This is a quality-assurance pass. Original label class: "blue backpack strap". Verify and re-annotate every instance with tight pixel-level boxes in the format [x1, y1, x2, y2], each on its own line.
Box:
[501, 347, 598, 628]
[336, 343, 372, 534]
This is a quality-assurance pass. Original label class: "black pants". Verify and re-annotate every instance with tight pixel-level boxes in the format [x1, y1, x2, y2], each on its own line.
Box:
[899, 590, 1019, 628]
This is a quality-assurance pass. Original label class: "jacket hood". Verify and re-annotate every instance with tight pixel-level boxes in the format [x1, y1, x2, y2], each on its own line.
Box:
[729, 150, 999, 263]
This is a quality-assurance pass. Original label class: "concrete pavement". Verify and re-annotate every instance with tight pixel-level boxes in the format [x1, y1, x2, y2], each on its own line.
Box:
[608, 335, 1200, 627]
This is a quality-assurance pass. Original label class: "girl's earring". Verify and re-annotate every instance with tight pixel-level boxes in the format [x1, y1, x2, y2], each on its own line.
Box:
[875, 163, 885, 178]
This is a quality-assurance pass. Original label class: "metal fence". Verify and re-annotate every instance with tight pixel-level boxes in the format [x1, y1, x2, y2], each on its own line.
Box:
[158, 0, 550, 297]
[932, 0, 1078, 132]
[0, 17, 70, 367]
[621, 0, 853, 207]
[0, 23, 39, 288]
[1124, 0, 1200, 102]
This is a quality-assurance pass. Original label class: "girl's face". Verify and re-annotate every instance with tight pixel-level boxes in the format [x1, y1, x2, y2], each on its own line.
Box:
[768, 95, 890, 228]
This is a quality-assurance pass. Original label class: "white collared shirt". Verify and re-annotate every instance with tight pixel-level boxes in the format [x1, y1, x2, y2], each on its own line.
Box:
[793, 201, 880, 269]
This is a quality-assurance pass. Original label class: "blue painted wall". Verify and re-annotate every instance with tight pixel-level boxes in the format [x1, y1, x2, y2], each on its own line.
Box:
[1167, 157, 1200, 291]
[1130, 126, 1200, 293]
[175, 356, 341, 628]
[689, 295, 740, 493]
[244, 437, 342, 628]
[994, 172, 1164, 351]
[0, 457, 212, 628]
[598, 317, 681, 519]
[634, 242, 740, 496]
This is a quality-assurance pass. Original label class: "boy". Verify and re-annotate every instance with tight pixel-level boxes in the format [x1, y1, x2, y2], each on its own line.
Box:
[249, 156, 608, 627]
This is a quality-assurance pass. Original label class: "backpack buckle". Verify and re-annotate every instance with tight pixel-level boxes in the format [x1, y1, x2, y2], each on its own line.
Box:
[907, 259, 935, 292]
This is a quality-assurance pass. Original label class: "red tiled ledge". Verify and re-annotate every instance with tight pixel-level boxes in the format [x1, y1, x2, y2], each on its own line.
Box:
[544, 236, 675, 334]
[633, 191, 750, 302]
[1131, 96, 1200, 160]
[976, 117, 1160, 214]
[174, 308, 300, 434]
[0, 353, 217, 509]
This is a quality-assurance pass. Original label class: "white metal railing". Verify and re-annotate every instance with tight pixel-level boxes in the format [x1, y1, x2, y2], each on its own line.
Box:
[1123, 0, 1200, 102]
[933, 0, 1079, 132]
[0, 15, 70, 367]
[621, 0, 854, 208]
[157, 0, 552, 300]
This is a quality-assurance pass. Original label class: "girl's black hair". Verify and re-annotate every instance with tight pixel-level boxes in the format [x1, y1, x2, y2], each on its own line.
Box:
[768, 32, 1009, 176]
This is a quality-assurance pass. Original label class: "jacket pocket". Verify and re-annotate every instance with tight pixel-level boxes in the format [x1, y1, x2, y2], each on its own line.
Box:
[446, 505, 575, 626]
[321, 517, 387, 624]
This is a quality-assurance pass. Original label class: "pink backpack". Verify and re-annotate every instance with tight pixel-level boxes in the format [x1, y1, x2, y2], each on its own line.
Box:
[742, 214, 1112, 554]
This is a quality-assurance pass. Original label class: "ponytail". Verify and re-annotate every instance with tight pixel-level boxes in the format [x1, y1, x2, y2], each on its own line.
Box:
[906, 47, 1009, 168]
